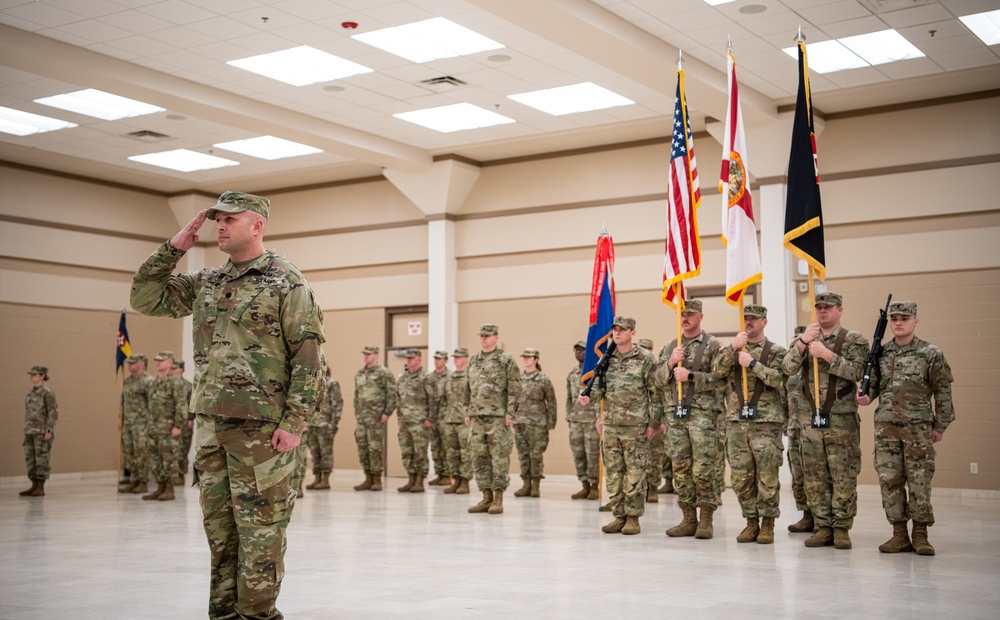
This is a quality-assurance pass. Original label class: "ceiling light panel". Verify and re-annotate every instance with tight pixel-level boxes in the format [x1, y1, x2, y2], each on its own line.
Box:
[34, 89, 165, 121]
[508, 82, 634, 116]
[227, 46, 373, 86]
[352, 17, 504, 63]
[0, 106, 77, 136]
[783, 39, 868, 73]
[394, 103, 514, 133]
[128, 149, 239, 172]
[960, 10, 1000, 46]
[839, 29, 924, 65]
[213, 135, 322, 160]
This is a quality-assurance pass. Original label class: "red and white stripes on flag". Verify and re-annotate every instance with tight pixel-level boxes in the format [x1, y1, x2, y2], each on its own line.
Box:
[720, 52, 762, 306]
[662, 69, 702, 311]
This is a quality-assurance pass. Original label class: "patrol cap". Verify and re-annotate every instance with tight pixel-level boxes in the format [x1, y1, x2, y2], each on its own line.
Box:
[404, 349, 422, 358]
[793, 325, 806, 337]
[172, 359, 185, 370]
[612, 315, 636, 330]
[452, 347, 469, 357]
[137, 354, 148, 364]
[889, 301, 917, 316]
[125, 355, 142, 364]
[153, 350, 175, 361]
[27, 365, 48, 379]
[638, 338, 654, 351]
[520, 347, 540, 358]
[573, 340, 586, 350]
[206, 191, 270, 220]
[744, 304, 767, 318]
[362, 345, 379, 354]
[681, 299, 703, 314]
[815, 291, 843, 307]
[479, 324, 499, 336]
[434, 350, 449, 360]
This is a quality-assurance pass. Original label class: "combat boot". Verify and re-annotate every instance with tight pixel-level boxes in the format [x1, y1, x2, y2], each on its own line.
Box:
[370, 473, 383, 492]
[306, 473, 323, 490]
[131, 481, 148, 494]
[805, 527, 834, 547]
[455, 477, 470, 494]
[513, 476, 531, 497]
[602, 516, 626, 533]
[158, 481, 175, 501]
[488, 489, 504, 514]
[119, 480, 138, 494]
[443, 477, 460, 494]
[737, 517, 760, 543]
[911, 522, 935, 556]
[622, 516, 641, 535]
[833, 527, 852, 549]
[658, 478, 674, 494]
[666, 503, 698, 537]
[171, 473, 184, 486]
[314, 473, 331, 490]
[646, 485, 658, 503]
[354, 473, 373, 491]
[429, 474, 448, 486]
[397, 474, 415, 493]
[788, 511, 814, 533]
[530, 478, 541, 498]
[571, 480, 590, 500]
[19, 479, 38, 496]
[296, 484, 304, 498]
[695, 504, 715, 539]
[29, 480, 46, 497]
[410, 476, 425, 493]
[599, 502, 613, 512]
[142, 481, 165, 501]
[468, 489, 494, 513]
[587, 484, 600, 501]
[757, 517, 775, 545]
[879, 521, 914, 553]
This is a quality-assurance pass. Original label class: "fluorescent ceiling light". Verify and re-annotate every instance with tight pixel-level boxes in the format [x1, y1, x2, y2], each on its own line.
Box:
[128, 149, 239, 172]
[839, 29, 924, 65]
[394, 102, 514, 133]
[214, 135, 322, 160]
[34, 89, 164, 120]
[783, 39, 868, 73]
[352, 17, 503, 63]
[228, 46, 372, 86]
[0, 106, 77, 136]
[702, 0, 737, 5]
[960, 9, 1000, 45]
[508, 82, 634, 116]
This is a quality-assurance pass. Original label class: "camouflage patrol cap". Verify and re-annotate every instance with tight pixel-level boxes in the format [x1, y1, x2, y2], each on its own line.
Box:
[434, 350, 449, 360]
[27, 365, 48, 379]
[612, 315, 636, 330]
[681, 299, 703, 314]
[206, 191, 270, 221]
[404, 349, 422, 358]
[815, 291, 843, 307]
[172, 359, 185, 370]
[362, 345, 379, 354]
[125, 355, 142, 364]
[889, 301, 917, 316]
[793, 325, 806, 337]
[452, 347, 469, 357]
[479, 324, 499, 336]
[573, 340, 586, 350]
[153, 350, 175, 361]
[744, 304, 767, 318]
[520, 347, 540, 358]
[638, 338, 654, 351]
[137, 354, 148, 364]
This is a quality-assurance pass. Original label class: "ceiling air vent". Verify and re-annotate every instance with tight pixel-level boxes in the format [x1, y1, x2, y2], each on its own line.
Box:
[420, 75, 467, 89]
[125, 129, 170, 142]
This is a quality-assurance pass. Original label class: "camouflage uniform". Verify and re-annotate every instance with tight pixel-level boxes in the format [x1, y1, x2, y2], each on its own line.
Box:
[24, 376, 58, 482]
[467, 346, 520, 492]
[354, 362, 397, 476]
[514, 368, 557, 480]
[425, 360, 450, 479]
[394, 362, 436, 479]
[131, 192, 324, 620]
[785, 330, 810, 515]
[566, 364, 600, 486]
[441, 363, 472, 481]
[147, 367, 188, 483]
[122, 369, 154, 484]
[782, 324, 869, 532]
[306, 378, 343, 475]
[175, 370, 194, 477]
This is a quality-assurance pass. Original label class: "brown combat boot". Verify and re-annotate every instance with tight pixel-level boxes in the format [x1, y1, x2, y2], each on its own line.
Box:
[879, 521, 914, 553]
[488, 489, 504, 514]
[911, 522, 935, 556]
[695, 504, 715, 539]
[530, 478, 541, 498]
[455, 477, 470, 494]
[171, 473, 184, 486]
[131, 481, 148, 494]
[142, 481, 165, 501]
[599, 502, 613, 512]
[805, 527, 834, 547]
[119, 480, 139, 494]
[833, 527, 852, 549]
[370, 473, 383, 492]
[306, 473, 323, 490]
[587, 484, 600, 501]
[354, 473, 373, 491]
[397, 474, 415, 493]
[469, 489, 494, 513]
[158, 481, 176, 501]
[410, 476, 425, 493]
[646, 484, 658, 503]
[658, 478, 674, 494]
[513, 476, 531, 497]
[443, 476, 460, 494]
[19, 479, 38, 496]
[666, 503, 698, 537]
[737, 517, 760, 543]
[621, 516, 641, 535]
[29, 480, 46, 497]
[314, 472, 331, 490]
[602, 516, 626, 533]
[571, 481, 590, 500]
[788, 511, 814, 533]
[757, 517, 775, 545]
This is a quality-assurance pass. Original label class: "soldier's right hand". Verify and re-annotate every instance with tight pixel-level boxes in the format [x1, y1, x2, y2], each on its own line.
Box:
[170, 209, 207, 251]
[668, 347, 685, 367]
[801, 323, 821, 344]
[577, 394, 590, 406]
[731, 332, 748, 350]
[856, 391, 871, 406]
[380, 414, 388, 423]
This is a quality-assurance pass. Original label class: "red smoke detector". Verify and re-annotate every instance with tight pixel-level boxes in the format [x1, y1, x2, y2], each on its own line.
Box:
[342, 21, 358, 30]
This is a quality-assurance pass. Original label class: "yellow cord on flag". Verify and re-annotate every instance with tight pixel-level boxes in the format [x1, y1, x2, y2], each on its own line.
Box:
[675, 283, 684, 403]
[808, 269, 820, 407]
[740, 300, 749, 402]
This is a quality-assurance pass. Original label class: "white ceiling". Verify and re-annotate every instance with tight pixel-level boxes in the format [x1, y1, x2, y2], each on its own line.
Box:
[0, 0, 997, 194]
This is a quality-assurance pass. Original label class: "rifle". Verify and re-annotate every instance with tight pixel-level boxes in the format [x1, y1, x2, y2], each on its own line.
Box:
[580, 340, 617, 398]
[859, 294, 892, 397]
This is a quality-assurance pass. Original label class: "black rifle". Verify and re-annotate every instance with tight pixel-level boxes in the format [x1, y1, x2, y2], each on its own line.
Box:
[859, 294, 892, 397]
[580, 340, 617, 398]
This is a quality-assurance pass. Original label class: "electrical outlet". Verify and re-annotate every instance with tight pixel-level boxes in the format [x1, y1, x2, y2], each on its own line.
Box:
[970, 462, 979, 474]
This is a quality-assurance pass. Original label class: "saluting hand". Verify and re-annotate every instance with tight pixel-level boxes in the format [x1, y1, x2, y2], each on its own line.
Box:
[170, 209, 207, 251]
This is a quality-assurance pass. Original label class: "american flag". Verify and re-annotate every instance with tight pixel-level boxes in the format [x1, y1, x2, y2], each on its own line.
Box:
[662, 69, 701, 310]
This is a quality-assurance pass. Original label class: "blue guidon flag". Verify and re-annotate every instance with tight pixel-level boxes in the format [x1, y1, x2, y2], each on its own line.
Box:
[582, 231, 616, 387]
[116, 310, 132, 375]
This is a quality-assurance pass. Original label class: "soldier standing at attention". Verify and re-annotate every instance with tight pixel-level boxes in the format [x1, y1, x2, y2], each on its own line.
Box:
[131, 191, 325, 620]
[467, 324, 521, 515]
[425, 351, 451, 486]
[638, 338, 665, 504]
[782, 291, 869, 550]
[579, 316, 659, 535]
[566, 341, 600, 500]
[120, 355, 153, 494]
[713, 305, 788, 544]
[659, 299, 725, 539]
[857, 301, 954, 555]
[305, 366, 343, 491]
[394, 349, 436, 493]
[20, 366, 58, 497]
[785, 326, 813, 533]
[353, 346, 396, 492]
[441, 348, 472, 494]
[513, 348, 557, 498]
[144, 351, 187, 501]
[172, 359, 194, 485]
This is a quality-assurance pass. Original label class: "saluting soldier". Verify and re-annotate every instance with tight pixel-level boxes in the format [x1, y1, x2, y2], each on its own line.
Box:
[20, 365, 58, 497]
[513, 348, 557, 498]
[353, 345, 397, 492]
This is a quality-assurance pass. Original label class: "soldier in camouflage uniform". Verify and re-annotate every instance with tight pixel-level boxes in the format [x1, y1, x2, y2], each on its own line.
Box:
[304, 366, 343, 491]
[857, 301, 955, 556]
[440, 348, 473, 494]
[467, 324, 521, 515]
[579, 316, 660, 535]
[394, 349, 436, 493]
[785, 326, 813, 533]
[131, 191, 325, 620]
[173, 359, 194, 484]
[782, 291, 869, 550]
[566, 341, 600, 500]
[353, 345, 397, 492]
[425, 351, 451, 486]
[512, 348, 557, 498]
[120, 355, 154, 494]
[713, 305, 788, 544]
[20, 366, 58, 497]
[658, 300, 725, 539]
[143, 351, 188, 502]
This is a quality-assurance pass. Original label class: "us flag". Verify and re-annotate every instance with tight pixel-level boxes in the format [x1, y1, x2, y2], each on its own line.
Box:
[662, 69, 702, 310]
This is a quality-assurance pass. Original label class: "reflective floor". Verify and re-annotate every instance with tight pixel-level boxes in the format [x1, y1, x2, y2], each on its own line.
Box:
[1, 471, 998, 619]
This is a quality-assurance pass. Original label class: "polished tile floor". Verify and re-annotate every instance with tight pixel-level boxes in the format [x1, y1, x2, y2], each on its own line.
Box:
[1, 471, 998, 620]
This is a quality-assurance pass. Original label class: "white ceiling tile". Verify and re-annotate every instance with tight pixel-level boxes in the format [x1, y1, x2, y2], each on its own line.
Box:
[145, 48, 219, 71]
[658, 7, 732, 31]
[899, 19, 971, 42]
[144, 24, 213, 48]
[0, 13, 46, 31]
[359, 2, 435, 27]
[942, 0, 1000, 15]
[797, 1, 873, 25]
[186, 40, 257, 63]
[226, 30, 303, 53]
[4, 2, 83, 27]
[918, 31, 988, 54]
[271, 0, 350, 20]
[33, 27, 96, 48]
[741, 11, 815, 37]
[96, 9, 173, 33]
[185, 15, 261, 40]
[225, 5, 303, 29]
[102, 33, 178, 57]
[64, 0, 125, 19]
[819, 15, 888, 38]
[930, 45, 998, 70]
[49, 17, 131, 43]
[201, 0, 269, 16]
[878, 3, 955, 28]
[269, 21, 344, 45]
[137, 1, 216, 25]
[875, 56, 945, 79]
